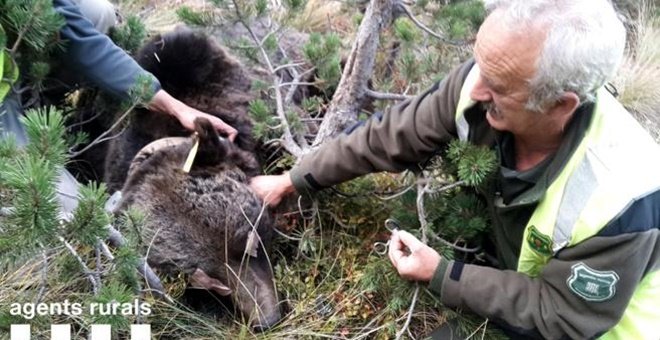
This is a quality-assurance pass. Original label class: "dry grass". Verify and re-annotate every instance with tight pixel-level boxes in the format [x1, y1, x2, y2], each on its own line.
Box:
[613, 0, 660, 141]
[115, 0, 215, 33]
[285, 0, 346, 34]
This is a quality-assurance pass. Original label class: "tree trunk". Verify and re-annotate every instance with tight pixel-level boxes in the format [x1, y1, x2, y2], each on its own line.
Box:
[312, 0, 395, 147]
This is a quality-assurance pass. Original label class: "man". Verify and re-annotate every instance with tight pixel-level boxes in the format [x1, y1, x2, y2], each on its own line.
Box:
[1, 0, 238, 146]
[250, 0, 660, 338]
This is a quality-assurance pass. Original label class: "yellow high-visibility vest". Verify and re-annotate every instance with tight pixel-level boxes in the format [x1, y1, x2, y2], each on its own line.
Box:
[455, 64, 660, 339]
[1, 24, 19, 103]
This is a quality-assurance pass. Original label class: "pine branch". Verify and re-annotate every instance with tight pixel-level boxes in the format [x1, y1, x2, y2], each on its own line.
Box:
[9, 3, 40, 54]
[230, 0, 305, 158]
[397, 2, 470, 46]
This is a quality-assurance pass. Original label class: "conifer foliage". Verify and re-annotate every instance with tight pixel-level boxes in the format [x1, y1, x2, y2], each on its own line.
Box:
[0, 0, 64, 91]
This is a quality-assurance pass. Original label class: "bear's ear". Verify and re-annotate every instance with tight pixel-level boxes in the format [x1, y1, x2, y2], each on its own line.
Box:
[189, 268, 232, 296]
[192, 118, 228, 167]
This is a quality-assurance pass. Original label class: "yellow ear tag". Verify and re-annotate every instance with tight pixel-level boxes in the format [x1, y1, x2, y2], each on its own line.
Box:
[182, 133, 199, 173]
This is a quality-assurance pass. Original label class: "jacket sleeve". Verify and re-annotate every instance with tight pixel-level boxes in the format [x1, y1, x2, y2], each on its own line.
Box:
[428, 229, 660, 339]
[53, 0, 160, 100]
[289, 60, 474, 193]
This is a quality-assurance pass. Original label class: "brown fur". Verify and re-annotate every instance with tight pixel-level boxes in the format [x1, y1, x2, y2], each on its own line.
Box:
[117, 118, 280, 330]
[104, 28, 256, 192]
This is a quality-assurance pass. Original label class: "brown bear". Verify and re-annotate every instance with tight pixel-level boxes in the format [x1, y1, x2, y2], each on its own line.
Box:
[116, 118, 281, 331]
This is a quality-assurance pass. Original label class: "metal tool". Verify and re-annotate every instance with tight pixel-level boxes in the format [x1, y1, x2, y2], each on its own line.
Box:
[373, 218, 401, 255]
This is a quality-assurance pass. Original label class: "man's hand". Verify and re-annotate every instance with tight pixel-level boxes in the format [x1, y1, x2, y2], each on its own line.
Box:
[249, 173, 296, 207]
[149, 89, 238, 141]
[388, 230, 442, 282]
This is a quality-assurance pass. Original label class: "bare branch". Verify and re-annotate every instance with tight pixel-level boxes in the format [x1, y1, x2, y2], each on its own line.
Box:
[69, 126, 127, 155]
[285, 66, 318, 107]
[98, 239, 114, 259]
[58, 235, 100, 295]
[94, 241, 103, 291]
[274, 77, 305, 157]
[105, 225, 174, 303]
[396, 174, 431, 339]
[69, 105, 135, 159]
[428, 233, 481, 253]
[365, 88, 413, 101]
[67, 110, 104, 130]
[395, 285, 420, 340]
[425, 179, 466, 194]
[35, 248, 48, 304]
[0, 207, 15, 217]
[278, 81, 317, 88]
[374, 183, 416, 200]
[398, 3, 470, 46]
[416, 177, 431, 243]
[273, 62, 307, 73]
[422, 179, 481, 253]
[231, 0, 305, 157]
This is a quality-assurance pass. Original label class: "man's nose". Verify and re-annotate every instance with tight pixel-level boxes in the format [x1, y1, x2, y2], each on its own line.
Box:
[470, 76, 492, 102]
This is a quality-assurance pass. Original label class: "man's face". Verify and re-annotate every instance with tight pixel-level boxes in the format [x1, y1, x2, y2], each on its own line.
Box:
[470, 12, 547, 136]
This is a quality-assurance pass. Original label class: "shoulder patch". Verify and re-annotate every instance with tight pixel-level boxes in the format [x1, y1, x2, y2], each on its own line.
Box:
[567, 263, 619, 302]
[526, 225, 553, 256]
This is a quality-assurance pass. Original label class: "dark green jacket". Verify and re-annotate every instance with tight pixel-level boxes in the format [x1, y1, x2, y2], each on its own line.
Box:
[289, 60, 660, 339]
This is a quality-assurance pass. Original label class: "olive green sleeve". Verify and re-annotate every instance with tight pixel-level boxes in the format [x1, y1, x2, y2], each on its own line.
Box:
[289, 60, 475, 193]
[428, 230, 660, 339]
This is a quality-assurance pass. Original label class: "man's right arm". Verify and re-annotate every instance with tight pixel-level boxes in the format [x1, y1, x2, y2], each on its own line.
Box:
[287, 60, 475, 195]
[251, 60, 474, 204]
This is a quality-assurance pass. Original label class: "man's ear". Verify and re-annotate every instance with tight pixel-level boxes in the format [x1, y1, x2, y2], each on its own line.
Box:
[548, 92, 580, 119]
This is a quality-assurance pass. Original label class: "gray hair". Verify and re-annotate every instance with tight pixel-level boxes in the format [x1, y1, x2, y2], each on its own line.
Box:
[482, 0, 626, 111]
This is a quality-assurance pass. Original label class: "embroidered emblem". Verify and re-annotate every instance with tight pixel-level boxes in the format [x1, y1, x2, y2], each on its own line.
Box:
[526, 225, 553, 256]
[567, 263, 619, 302]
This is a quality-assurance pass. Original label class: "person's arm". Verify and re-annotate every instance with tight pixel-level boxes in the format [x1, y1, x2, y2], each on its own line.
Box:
[390, 227, 660, 339]
[147, 90, 237, 141]
[53, 0, 238, 139]
[289, 60, 474, 193]
[250, 60, 475, 205]
[53, 0, 156, 99]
